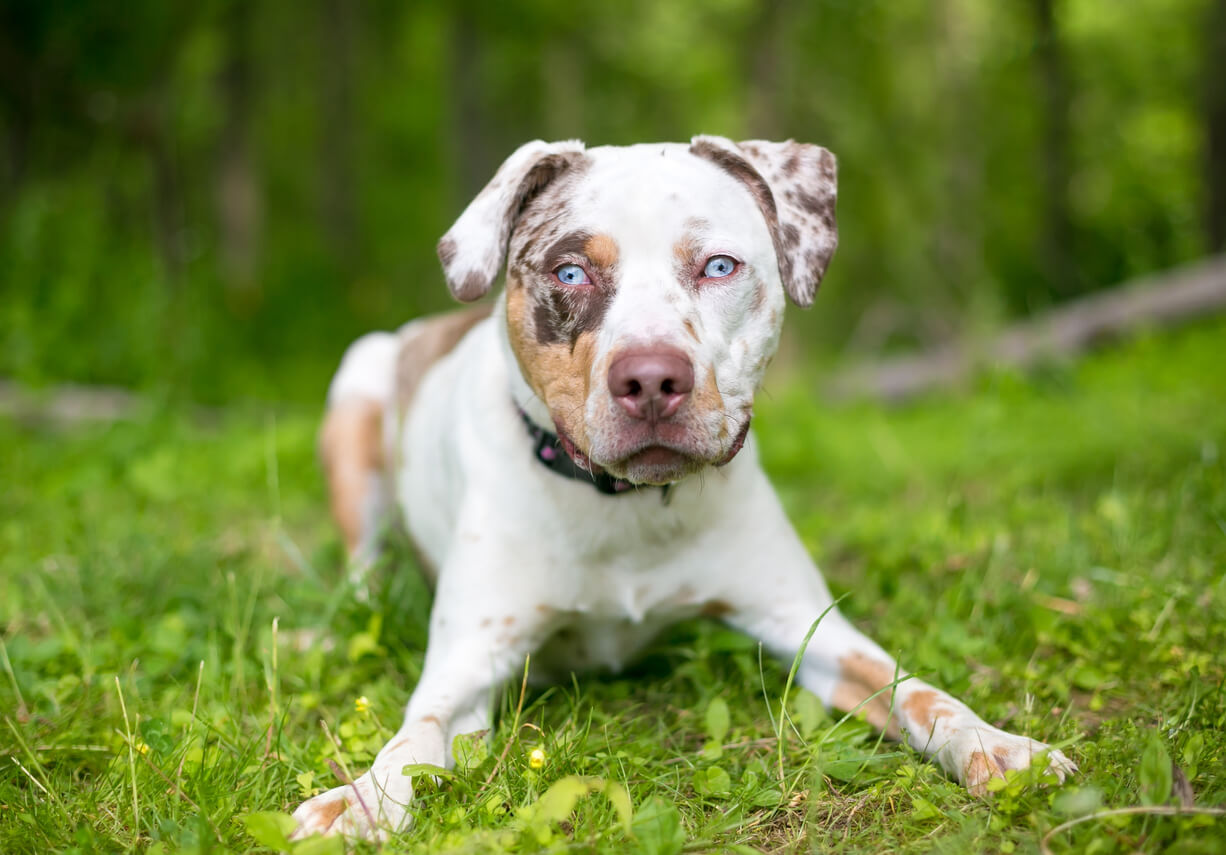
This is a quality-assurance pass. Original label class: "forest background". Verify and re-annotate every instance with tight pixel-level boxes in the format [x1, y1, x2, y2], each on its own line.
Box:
[3, 0, 1224, 404]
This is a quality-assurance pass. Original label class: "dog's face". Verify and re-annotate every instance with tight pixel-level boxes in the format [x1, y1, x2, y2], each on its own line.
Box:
[438, 137, 838, 485]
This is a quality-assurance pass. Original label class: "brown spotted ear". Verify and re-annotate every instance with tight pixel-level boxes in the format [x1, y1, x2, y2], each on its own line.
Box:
[690, 136, 838, 307]
[437, 140, 587, 302]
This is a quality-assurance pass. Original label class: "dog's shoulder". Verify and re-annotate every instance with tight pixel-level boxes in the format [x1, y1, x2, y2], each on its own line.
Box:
[394, 303, 493, 418]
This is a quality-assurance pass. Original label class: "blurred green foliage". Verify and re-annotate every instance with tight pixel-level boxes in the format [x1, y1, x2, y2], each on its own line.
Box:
[0, 0, 1217, 403]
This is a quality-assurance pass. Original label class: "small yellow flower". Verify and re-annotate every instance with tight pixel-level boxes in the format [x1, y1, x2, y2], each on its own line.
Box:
[528, 748, 546, 769]
[136, 740, 150, 755]
[354, 696, 371, 714]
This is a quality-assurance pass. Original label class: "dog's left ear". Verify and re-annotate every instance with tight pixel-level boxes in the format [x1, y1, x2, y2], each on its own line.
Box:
[690, 136, 838, 307]
[438, 139, 588, 302]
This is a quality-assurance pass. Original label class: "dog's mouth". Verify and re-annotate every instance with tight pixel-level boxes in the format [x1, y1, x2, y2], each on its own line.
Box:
[555, 417, 751, 485]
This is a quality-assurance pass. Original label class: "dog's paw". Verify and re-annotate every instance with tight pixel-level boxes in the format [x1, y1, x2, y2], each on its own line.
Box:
[290, 773, 411, 841]
[949, 727, 1077, 795]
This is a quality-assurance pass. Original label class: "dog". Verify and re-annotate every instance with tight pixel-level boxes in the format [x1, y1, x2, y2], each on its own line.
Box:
[292, 137, 1075, 839]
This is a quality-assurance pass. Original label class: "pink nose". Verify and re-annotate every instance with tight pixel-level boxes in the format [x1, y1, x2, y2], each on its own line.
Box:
[607, 348, 695, 422]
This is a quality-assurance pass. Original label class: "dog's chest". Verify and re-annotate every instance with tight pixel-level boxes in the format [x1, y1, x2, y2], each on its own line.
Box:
[529, 561, 721, 676]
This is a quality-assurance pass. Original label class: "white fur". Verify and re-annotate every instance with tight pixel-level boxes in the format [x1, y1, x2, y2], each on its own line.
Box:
[292, 141, 1074, 840]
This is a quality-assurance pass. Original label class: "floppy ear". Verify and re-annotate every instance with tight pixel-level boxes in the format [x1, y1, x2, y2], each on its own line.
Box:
[437, 139, 588, 302]
[689, 136, 838, 307]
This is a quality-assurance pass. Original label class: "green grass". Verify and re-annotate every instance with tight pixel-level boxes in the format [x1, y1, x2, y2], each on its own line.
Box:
[2, 321, 1224, 853]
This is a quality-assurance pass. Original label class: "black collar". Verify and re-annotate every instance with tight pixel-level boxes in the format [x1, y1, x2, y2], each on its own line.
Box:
[519, 408, 671, 500]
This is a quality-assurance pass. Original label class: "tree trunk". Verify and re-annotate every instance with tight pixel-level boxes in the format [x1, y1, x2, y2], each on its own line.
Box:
[217, 0, 262, 303]
[319, 0, 358, 262]
[1206, 0, 1226, 252]
[745, 0, 788, 139]
[1031, 0, 1078, 298]
[448, 6, 491, 203]
[143, 104, 186, 285]
[934, 0, 984, 314]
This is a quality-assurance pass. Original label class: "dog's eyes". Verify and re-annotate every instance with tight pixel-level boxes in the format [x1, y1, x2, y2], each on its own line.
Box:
[702, 255, 738, 279]
[554, 263, 591, 287]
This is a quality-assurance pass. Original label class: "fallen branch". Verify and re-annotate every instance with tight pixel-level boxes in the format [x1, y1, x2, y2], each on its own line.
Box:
[827, 254, 1226, 402]
[0, 380, 144, 424]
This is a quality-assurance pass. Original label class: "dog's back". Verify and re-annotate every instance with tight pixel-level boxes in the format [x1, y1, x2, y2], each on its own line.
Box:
[320, 304, 490, 568]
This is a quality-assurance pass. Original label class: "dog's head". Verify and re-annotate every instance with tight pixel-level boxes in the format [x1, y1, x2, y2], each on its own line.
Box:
[437, 137, 838, 485]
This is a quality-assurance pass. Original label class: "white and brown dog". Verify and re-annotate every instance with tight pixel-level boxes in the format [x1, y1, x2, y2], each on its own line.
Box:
[293, 137, 1074, 839]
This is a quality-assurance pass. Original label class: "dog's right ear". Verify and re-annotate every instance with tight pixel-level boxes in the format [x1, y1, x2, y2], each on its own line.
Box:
[437, 140, 588, 302]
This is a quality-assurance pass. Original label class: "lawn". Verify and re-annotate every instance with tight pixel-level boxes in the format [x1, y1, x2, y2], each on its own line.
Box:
[2, 320, 1224, 853]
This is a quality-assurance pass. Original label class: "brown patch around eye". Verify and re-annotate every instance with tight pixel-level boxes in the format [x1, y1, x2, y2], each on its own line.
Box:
[531, 285, 609, 347]
[545, 230, 594, 264]
[506, 288, 599, 448]
[672, 233, 701, 273]
[583, 233, 619, 268]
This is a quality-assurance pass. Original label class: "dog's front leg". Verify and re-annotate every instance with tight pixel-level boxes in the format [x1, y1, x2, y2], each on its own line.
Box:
[291, 561, 554, 840]
[719, 489, 1076, 793]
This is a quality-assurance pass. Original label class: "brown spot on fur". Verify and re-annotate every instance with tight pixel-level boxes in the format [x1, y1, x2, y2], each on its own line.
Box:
[437, 236, 457, 267]
[419, 714, 442, 727]
[320, 398, 384, 554]
[502, 616, 515, 626]
[795, 190, 829, 219]
[691, 366, 725, 415]
[682, 318, 699, 341]
[673, 232, 702, 273]
[701, 600, 733, 618]
[751, 281, 767, 312]
[312, 794, 352, 828]
[993, 749, 1014, 773]
[831, 651, 903, 740]
[584, 233, 619, 268]
[901, 689, 957, 734]
[387, 737, 412, 753]
[455, 270, 489, 303]
[480, 617, 492, 628]
[396, 304, 493, 418]
[963, 750, 996, 795]
[780, 222, 800, 250]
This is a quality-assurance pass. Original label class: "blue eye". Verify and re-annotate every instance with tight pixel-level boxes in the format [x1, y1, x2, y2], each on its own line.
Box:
[703, 256, 737, 278]
[554, 263, 591, 286]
